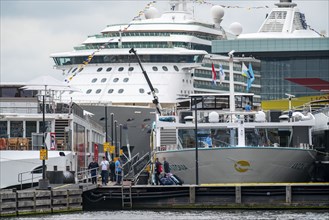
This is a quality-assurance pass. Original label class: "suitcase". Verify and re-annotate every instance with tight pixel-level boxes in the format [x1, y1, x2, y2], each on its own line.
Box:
[168, 174, 184, 185]
[160, 177, 175, 185]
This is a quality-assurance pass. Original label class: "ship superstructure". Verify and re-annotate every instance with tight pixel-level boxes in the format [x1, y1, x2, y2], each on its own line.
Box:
[51, 0, 234, 109]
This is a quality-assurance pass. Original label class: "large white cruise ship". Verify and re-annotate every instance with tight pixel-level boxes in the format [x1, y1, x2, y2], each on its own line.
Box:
[50, 0, 241, 154]
[50, 0, 233, 109]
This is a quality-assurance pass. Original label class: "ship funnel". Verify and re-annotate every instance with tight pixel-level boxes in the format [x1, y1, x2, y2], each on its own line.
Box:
[275, 0, 297, 7]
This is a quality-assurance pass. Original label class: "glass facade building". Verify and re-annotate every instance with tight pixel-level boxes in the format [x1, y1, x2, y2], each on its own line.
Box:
[212, 38, 329, 100]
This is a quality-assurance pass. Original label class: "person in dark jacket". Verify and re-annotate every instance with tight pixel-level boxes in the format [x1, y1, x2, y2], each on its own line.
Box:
[163, 157, 170, 177]
[109, 160, 116, 182]
[88, 157, 99, 184]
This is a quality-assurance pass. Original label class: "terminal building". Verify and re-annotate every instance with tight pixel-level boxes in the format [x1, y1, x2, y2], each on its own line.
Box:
[212, 0, 329, 102]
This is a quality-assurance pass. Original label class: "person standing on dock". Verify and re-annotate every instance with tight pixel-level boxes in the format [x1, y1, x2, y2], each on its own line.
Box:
[109, 160, 116, 182]
[115, 158, 123, 185]
[100, 156, 109, 186]
[88, 157, 99, 184]
[154, 158, 162, 185]
[163, 157, 170, 177]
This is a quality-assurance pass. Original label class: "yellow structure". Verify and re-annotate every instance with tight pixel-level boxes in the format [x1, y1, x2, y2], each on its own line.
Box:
[261, 94, 329, 111]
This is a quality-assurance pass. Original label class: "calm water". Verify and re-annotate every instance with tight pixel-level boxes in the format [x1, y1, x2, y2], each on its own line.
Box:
[6, 210, 329, 220]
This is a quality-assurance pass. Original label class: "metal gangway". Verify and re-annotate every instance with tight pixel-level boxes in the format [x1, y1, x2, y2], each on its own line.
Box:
[122, 152, 151, 185]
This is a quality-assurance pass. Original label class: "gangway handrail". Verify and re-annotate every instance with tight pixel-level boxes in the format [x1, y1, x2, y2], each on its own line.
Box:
[124, 152, 151, 184]
[122, 153, 140, 177]
[18, 167, 43, 190]
[76, 167, 99, 184]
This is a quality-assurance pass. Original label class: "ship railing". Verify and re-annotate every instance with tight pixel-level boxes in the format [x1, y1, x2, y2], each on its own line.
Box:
[18, 167, 43, 190]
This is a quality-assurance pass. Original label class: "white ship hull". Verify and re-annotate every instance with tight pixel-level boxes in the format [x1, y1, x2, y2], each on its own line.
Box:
[0, 150, 74, 189]
[156, 147, 317, 184]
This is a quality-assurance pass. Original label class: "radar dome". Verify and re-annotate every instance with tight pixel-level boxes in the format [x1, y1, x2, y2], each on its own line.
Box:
[229, 22, 243, 36]
[144, 7, 160, 19]
[208, 111, 219, 123]
[211, 5, 224, 24]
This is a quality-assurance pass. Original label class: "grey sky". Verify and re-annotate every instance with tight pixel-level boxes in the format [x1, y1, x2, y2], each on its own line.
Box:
[1, 0, 328, 83]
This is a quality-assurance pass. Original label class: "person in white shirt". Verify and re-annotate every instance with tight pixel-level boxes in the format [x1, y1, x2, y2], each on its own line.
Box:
[100, 156, 109, 186]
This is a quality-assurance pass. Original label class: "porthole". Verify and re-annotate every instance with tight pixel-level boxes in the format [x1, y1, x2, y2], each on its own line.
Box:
[123, 78, 129, 82]
[96, 89, 101, 94]
[97, 67, 103, 72]
[106, 67, 112, 72]
[71, 67, 78, 73]
[139, 88, 145, 93]
[113, 78, 119, 82]
[162, 66, 168, 71]
[118, 67, 124, 72]
[101, 78, 107, 83]
[174, 65, 179, 72]
[128, 67, 134, 72]
[86, 89, 92, 94]
[108, 89, 114, 94]
[182, 79, 185, 83]
[118, 89, 124, 94]
[91, 78, 97, 83]
[152, 66, 158, 71]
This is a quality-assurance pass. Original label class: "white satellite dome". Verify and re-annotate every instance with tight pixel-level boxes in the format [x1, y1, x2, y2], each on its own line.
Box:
[211, 5, 224, 24]
[208, 111, 219, 123]
[144, 7, 160, 19]
[229, 22, 243, 36]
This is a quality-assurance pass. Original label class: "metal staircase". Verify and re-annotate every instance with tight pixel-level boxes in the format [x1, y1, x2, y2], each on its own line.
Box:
[122, 152, 151, 184]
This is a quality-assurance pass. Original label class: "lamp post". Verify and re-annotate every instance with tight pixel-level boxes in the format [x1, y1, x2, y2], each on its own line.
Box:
[114, 120, 118, 157]
[193, 97, 199, 185]
[39, 87, 50, 190]
[119, 124, 123, 156]
[111, 113, 114, 159]
[104, 105, 109, 161]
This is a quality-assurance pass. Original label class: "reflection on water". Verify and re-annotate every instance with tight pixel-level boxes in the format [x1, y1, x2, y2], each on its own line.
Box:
[6, 210, 329, 220]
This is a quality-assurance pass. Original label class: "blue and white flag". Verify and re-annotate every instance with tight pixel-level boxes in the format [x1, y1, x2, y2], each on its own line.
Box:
[219, 64, 225, 85]
[241, 62, 255, 92]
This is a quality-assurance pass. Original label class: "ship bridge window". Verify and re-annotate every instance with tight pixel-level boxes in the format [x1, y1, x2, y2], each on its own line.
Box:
[174, 65, 179, 72]
[113, 78, 119, 82]
[139, 88, 145, 93]
[162, 66, 168, 71]
[118, 67, 124, 72]
[118, 89, 124, 94]
[123, 78, 129, 82]
[97, 67, 103, 72]
[106, 67, 112, 72]
[91, 78, 97, 83]
[86, 89, 92, 94]
[152, 66, 158, 71]
[96, 89, 101, 94]
[108, 89, 114, 94]
[101, 78, 107, 83]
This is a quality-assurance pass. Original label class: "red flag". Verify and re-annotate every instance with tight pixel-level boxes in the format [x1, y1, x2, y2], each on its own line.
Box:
[212, 63, 217, 85]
